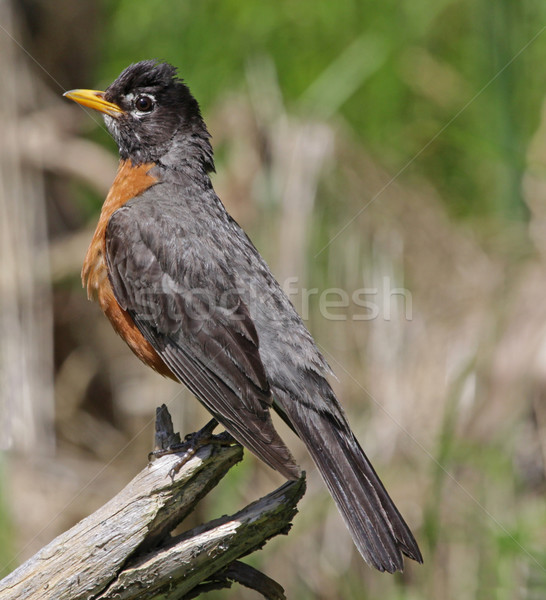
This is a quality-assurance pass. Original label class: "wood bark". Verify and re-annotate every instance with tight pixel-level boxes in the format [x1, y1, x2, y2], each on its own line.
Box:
[0, 408, 306, 600]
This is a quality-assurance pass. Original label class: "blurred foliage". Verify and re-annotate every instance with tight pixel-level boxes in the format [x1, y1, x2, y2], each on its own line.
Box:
[0, 460, 14, 579]
[98, 0, 546, 221]
[4, 1, 546, 599]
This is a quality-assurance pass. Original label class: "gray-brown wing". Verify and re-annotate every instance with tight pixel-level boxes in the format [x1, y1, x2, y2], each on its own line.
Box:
[105, 198, 299, 479]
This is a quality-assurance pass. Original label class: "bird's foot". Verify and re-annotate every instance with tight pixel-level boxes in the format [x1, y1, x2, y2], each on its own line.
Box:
[149, 417, 236, 478]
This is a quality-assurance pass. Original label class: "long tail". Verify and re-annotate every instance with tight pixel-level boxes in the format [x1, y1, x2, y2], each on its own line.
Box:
[274, 379, 422, 573]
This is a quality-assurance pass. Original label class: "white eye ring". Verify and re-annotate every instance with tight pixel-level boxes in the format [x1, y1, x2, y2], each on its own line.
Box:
[134, 94, 155, 113]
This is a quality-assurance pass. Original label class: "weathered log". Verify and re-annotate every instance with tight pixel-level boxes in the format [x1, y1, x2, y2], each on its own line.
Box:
[0, 406, 306, 599]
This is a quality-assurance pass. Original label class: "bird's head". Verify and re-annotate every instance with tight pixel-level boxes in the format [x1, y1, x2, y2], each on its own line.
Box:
[64, 60, 214, 172]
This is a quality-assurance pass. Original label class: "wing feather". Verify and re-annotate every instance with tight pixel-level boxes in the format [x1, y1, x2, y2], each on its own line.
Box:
[105, 195, 299, 479]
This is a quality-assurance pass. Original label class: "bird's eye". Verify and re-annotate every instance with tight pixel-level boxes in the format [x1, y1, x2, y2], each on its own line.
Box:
[134, 94, 154, 112]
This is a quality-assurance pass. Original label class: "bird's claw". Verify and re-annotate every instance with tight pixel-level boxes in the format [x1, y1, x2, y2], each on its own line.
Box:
[149, 418, 236, 478]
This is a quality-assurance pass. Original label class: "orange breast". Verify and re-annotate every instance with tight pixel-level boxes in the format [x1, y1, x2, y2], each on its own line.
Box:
[83, 160, 175, 379]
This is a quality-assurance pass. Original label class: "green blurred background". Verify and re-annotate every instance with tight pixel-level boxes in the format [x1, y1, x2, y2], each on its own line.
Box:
[1, 0, 546, 598]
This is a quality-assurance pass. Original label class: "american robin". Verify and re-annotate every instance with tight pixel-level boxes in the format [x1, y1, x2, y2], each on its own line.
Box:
[64, 60, 422, 573]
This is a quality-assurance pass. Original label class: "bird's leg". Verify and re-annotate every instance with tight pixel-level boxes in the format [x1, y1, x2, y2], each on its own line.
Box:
[149, 417, 236, 478]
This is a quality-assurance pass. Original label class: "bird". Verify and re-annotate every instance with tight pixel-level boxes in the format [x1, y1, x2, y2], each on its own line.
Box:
[63, 60, 422, 573]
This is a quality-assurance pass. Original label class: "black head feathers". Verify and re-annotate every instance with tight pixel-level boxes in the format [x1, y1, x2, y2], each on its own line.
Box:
[102, 60, 214, 172]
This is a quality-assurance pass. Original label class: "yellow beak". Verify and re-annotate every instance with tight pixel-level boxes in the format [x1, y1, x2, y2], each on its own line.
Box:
[63, 89, 124, 116]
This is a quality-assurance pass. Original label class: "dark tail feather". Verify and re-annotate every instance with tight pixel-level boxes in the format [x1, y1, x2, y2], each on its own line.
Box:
[275, 388, 422, 572]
